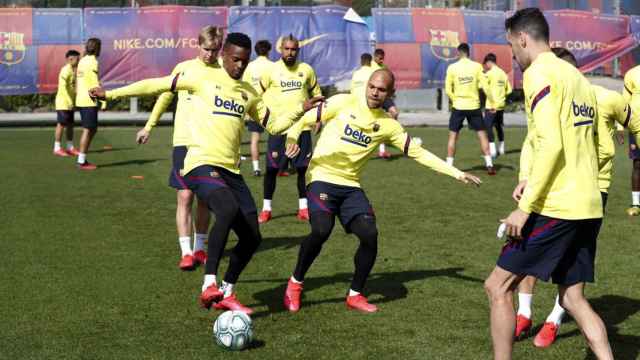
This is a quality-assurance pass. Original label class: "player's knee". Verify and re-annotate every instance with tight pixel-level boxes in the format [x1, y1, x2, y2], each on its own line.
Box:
[206, 190, 239, 221]
[309, 213, 333, 240]
[177, 190, 193, 204]
[483, 276, 506, 301]
[351, 215, 378, 248]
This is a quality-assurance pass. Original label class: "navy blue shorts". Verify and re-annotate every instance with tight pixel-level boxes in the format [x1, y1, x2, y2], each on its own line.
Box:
[497, 210, 602, 286]
[265, 131, 312, 170]
[449, 109, 484, 132]
[169, 146, 189, 190]
[630, 133, 640, 160]
[78, 106, 99, 129]
[56, 110, 74, 125]
[246, 121, 264, 134]
[307, 181, 375, 233]
[183, 165, 257, 215]
[484, 110, 504, 127]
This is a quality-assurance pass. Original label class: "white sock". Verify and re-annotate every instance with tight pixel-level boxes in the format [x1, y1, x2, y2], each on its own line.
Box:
[517, 293, 533, 318]
[299, 198, 308, 210]
[499, 141, 505, 154]
[220, 281, 234, 298]
[484, 155, 494, 167]
[252, 160, 260, 171]
[77, 153, 86, 164]
[348, 289, 360, 297]
[545, 295, 566, 326]
[379, 143, 386, 153]
[290, 275, 303, 284]
[66, 142, 75, 150]
[446, 157, 454, 166]
[632, 191, 640, 206]
[54, 141, 61, 151]
[263, 199, 272, 211]
[178, 236, 192, 257]
[194, 233, 207, 253]
[489, 142, 497, 158]
[202, 274, 217, 292]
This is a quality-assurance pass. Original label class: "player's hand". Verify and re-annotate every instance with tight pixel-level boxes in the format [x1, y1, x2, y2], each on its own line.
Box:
[512, 180, 528, 202]
[616, 130, 625, 145]
[500, 208, 529, 239]
[303, 96, 325, 112]
[459, 173, 482, 187]
[285, 143, 300, 158]
[136, 129, 150, 145]
[89, 87, 106, 100]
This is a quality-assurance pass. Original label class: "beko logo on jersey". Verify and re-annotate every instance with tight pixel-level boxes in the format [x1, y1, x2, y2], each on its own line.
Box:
[281, 79, 303, 92]
[341, 124, 371, 147]
[213, 95, 245, 118]
[572, 101, 595, 118]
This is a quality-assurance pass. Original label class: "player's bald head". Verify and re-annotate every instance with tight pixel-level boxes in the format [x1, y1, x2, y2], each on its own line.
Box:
[365, 69, 395, 109]
[370, 69, 395, 91]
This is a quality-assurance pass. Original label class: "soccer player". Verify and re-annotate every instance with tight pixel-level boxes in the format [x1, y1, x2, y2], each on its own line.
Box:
[90, 32, 323, 314]
[482, 53, 512, 158]
[53, 50, 80, 157]
[135, 26, 223, 270]
[513, 47, 640, 349]
[257, 35, 321, 224]
[369, 48, 399, 158]
[623, 64, 640, 215]
[282, 69, 481, 314]
[75, 38, 102, 170]
[371, 48, 386, 70]
[485, 9, 613, 360]
[350, 53, 374, 98]
[445, 43, 494, 174]
[242, 40, 274, 177]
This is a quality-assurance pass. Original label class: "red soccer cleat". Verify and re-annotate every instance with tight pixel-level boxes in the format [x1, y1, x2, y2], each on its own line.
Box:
[213, 293, 254, 315]
[346, 294, 378, 313]
[297, 208, 309, 221]
[378, 151, 392, 159]
[533, 322, 559, 348]
[66, 148, 81, 156]
[199, 283, 223, 310]
[77, 162, 97, 171]
[258, 210, 272, 224]
[193, 250, 207, 265]
[515, 314, 532, 339]
[283, 279, 303, 312]
[179, 254, 196, 271]
[53, 149, 69, 157]
[277, 171, 290, 177]
[487, 166, 497, 176]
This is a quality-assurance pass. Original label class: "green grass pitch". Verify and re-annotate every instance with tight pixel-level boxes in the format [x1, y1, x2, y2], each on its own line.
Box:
[1, 126, 638, 359]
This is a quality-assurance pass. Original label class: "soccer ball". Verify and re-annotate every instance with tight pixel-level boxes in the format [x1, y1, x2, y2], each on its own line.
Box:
[213, 310, 253, 351]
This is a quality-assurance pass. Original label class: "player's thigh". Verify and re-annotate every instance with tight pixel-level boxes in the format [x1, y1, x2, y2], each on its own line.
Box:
[293, 131, 313, 169]
[219, 168, 258, 216]
[265, 134, 287, 170]
[551, 218, 600, 286]
[449, 109, 465, 133]
[169, 146, 189, 190]
[466, 109, 485, 131]
[78, 107, 99, 130]
[56, 110, 74, 126]
[340, 187, 375, 234]
[307, 181, 342, 218]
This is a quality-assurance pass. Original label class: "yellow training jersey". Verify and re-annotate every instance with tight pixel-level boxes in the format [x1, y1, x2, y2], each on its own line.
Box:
[593, 85, 640, 192]
[518, 52, 601, 220]
[623, 65, 640, 110]
[370, 61, 386, 70]
[259, 59, 322, 124]
[76, 55, 100, 107]
[445, 57, 486, 110]
[145, 57, 220, 147]
[484, 65, 512, 111]
[243, 56, 274, 93]
[105, 68, 306, 175]
[350, 65, 375, 98]
[55, 64, 76, 111]
[285, 94, 464, 188]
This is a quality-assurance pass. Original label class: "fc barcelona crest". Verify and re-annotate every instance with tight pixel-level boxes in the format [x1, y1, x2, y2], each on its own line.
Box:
[430, 30, 460, 61]
[0, 32, 26, 66]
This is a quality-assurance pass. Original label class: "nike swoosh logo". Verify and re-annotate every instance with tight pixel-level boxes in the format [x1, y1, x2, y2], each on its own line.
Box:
[276, 34, 328, 53]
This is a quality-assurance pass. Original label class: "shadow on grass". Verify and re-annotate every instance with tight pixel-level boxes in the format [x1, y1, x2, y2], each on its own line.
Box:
[98, 158, 164, 168]
[223, 235, 305, 258]
[460, 163, 516, 173]
[245, 267, 482, 319]
[552, 295, 640, 360]
[88, 146, 136, 154]
[505, 149, 521, 155]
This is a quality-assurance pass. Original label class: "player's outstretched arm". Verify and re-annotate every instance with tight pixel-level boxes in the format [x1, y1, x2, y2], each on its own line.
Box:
[137, 91, 175, 145]
[249, 95, 325, 135]
[90, 74, 194, 101]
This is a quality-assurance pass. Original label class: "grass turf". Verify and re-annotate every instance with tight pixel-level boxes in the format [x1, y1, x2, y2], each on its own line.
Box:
[1, 126, 639, 359]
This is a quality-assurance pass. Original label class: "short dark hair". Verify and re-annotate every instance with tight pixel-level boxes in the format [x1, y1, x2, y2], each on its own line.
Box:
[85, 38, 101, 55]
[551, 47, 578, 67]
[224, 32, 252, 50]
[255, 40, 271, 56]
[374, 48, 384, 57]
[483, 53, 497, 64]
[65, 50, 80, 58]
[457, 43, 470, 56]
[505, 7, 550, 42]
[360, 53, 372, 65]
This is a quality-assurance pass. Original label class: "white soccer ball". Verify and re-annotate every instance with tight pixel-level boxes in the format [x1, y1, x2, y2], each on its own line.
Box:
[213, 310, 253, 351]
